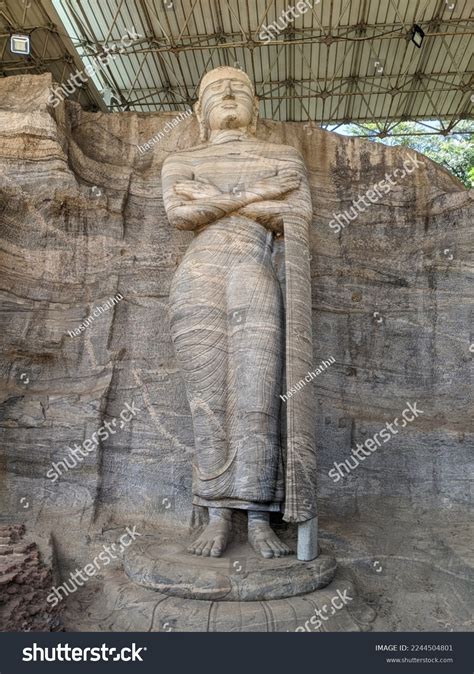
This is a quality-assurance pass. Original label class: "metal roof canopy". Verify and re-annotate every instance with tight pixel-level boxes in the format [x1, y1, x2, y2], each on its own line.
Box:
[0, 0, 473, 137]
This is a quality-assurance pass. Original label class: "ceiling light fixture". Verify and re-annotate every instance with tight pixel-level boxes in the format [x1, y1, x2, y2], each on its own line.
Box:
[410, 24, 425, 48]
[10, 34, 30, 55]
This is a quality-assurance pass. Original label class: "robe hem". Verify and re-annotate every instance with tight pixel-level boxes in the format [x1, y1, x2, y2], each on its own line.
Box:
[193, 496, 283, 512]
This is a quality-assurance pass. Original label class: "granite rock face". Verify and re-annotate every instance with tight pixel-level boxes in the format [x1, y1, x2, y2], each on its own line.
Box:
[0, 73, 472, 570]
[0, 525, 61, 631]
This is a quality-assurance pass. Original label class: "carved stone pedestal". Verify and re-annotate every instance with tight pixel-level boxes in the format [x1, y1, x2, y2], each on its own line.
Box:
[124, 534, 336, 601]
[115, 533, 375, 632]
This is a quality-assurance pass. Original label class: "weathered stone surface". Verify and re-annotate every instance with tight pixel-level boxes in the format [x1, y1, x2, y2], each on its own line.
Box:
[62, 505, 471, 632]
[63, 569, 372, 632]
[123, 534, 336, 600]
[0, 524, 62, 631]
[319, 502, 474, 632]
[0, 73, 472, 625]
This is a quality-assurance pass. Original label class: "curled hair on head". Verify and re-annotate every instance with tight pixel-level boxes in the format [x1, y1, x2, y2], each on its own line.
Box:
[194, 66, 260, 142]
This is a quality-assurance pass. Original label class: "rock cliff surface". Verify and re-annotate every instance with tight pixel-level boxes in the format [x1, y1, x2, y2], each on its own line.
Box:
[0, 73, 472, 564]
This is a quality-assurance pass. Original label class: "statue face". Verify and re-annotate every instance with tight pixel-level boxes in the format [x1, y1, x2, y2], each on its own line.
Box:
[200, 76, 254, 132]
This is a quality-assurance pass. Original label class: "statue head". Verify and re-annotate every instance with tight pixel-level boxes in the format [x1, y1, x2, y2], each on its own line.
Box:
[194, 66, 259, 141]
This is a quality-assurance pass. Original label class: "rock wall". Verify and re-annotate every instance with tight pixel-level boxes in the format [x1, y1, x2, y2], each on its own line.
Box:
[0, 524, 61, 631]
[0, 73, 472, 561]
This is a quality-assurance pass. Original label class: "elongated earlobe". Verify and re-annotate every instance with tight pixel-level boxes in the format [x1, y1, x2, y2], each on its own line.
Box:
[250, 96, 260, 134]
[194, 99, 208, 141]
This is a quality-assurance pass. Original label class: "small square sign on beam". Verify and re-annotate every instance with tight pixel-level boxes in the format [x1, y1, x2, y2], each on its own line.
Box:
[10, 34, 30, 55]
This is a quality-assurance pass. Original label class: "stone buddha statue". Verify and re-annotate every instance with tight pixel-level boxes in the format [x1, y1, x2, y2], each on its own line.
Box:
[162, 66, 317, 561]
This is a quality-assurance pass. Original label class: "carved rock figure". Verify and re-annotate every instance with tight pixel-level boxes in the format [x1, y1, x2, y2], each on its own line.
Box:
[162, 66, 315, 559]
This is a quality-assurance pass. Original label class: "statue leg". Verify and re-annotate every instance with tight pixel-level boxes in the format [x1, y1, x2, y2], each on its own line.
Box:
[187, 507, 232, 558]
[170, 264, 234, 557]
[227, 256, 284, 504]
[227, 251, 292, 559]
[247, 511, 291, 558]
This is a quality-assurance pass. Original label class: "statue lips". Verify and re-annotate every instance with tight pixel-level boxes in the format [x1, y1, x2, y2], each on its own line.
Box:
[221, 102, 238, 115]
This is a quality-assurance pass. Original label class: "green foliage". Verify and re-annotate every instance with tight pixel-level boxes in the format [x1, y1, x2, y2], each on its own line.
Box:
[335, 121, 474, 188]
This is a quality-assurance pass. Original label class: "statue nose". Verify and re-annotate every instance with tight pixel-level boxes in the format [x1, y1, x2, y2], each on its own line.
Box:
[223, 83, 235, 99]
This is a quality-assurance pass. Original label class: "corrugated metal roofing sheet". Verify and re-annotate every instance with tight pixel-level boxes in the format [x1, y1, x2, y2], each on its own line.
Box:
[0, 0, 472, 133]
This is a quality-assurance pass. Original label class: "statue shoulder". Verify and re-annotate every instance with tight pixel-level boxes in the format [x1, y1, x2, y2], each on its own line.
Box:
[162, 142, 210, 167]
[162, 148, 197, 171]
[259, 140, 306, 164]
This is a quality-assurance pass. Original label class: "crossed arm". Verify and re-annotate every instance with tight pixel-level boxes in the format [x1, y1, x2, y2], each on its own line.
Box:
[162, 154, 311, 234]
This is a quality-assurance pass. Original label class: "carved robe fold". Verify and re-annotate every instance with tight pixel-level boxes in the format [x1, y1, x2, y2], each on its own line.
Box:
[162, 132, 316, 521]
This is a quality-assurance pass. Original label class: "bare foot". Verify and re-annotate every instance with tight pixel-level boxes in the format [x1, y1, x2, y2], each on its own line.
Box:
[187, 508, 232, 557]
[247, 512, 292, 559]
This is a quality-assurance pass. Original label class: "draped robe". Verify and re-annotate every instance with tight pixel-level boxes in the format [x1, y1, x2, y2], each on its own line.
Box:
[162, 131, 316, 522]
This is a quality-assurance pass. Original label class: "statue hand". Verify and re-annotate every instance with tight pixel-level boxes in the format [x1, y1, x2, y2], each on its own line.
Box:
[174, 180, 222, 200]
[239, 201, 285, 234]
[251, 169, 301, 200]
